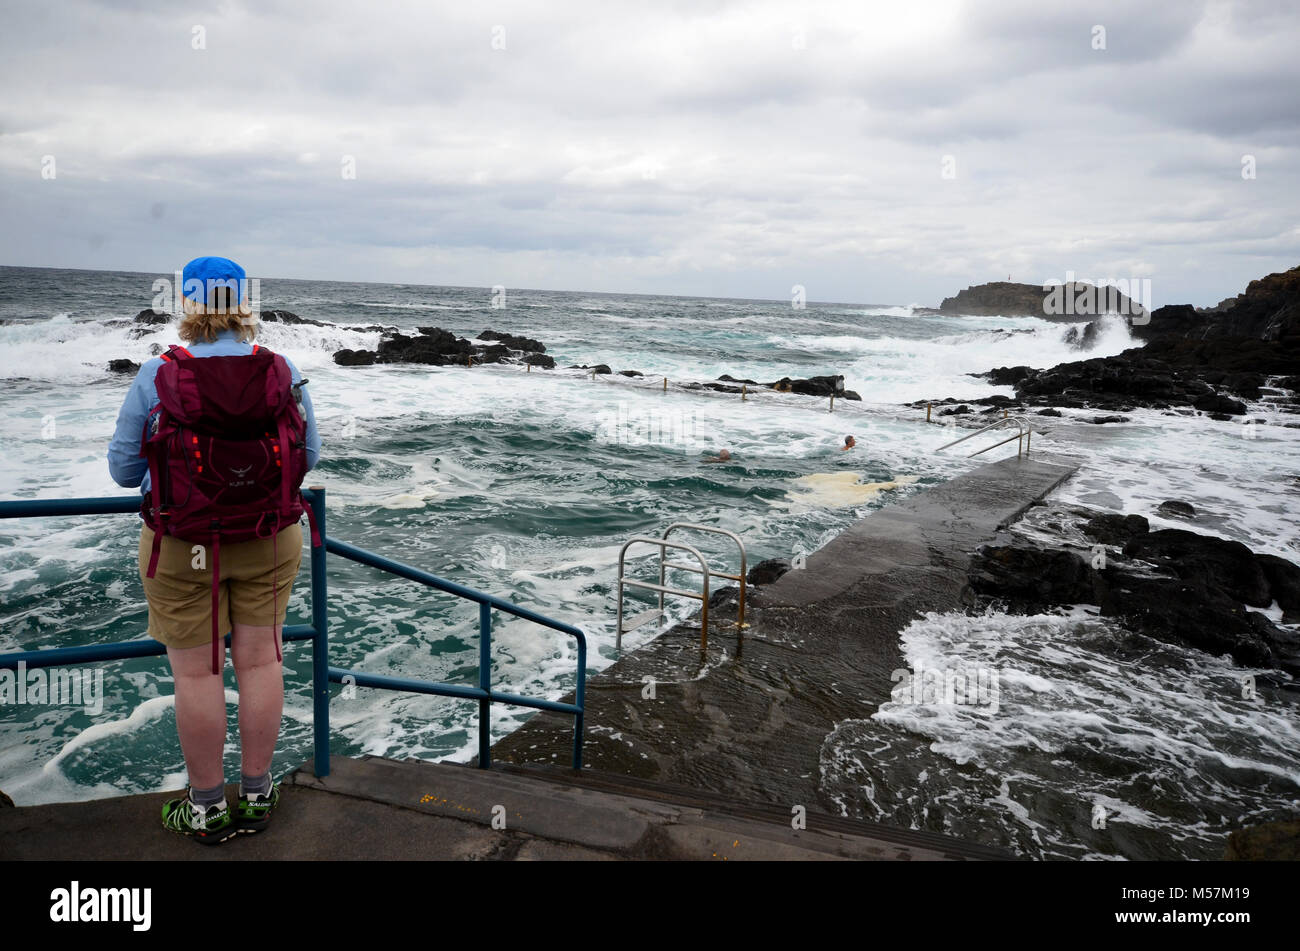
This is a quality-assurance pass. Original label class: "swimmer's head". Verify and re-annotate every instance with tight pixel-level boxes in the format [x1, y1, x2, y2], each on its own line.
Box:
[843, 435, 856, 449]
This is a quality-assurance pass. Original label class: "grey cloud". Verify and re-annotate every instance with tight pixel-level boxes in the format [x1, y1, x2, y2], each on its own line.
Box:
[0, 0, 1297, 306]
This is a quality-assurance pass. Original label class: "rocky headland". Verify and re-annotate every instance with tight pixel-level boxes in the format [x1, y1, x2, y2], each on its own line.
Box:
[930, 265, 1300, 418]
[916, 280, 1146, 323]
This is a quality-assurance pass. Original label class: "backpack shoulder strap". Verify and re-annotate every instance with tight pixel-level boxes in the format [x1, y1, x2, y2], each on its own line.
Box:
[158, 344, 194, 363]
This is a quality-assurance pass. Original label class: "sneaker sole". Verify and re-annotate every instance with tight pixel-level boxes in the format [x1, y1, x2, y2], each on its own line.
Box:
[194, 826, 238, 846]
[235, 804, 276, 835]
[164, 823, 237, 845]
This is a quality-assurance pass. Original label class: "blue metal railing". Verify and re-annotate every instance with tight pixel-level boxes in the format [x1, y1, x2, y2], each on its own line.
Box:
[0, 487, 586, 775]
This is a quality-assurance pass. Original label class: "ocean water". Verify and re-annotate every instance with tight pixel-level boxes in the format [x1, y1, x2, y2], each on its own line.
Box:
[1, 264, 1296, 859]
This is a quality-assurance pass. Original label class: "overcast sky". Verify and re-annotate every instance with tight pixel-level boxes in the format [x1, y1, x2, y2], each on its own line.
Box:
[2, 0, 1297, 306]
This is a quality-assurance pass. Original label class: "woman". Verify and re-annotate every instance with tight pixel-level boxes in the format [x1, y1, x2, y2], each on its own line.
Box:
[107, 256, 321, 844]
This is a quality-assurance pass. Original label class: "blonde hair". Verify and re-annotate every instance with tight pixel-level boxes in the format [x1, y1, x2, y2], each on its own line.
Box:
[178, 294, 257, 344]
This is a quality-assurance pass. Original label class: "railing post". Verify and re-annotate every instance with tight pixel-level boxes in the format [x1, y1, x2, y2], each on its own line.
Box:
[479, 601, 491, 769]
[308, 486, 331, 778]
[573, 635, 586, 770]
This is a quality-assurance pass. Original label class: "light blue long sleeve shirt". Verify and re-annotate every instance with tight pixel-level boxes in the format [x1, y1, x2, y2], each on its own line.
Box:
[107, 329, 321, 493]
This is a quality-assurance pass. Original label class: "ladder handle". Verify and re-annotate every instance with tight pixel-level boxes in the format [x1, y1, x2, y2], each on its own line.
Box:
[661, 523, 747, 631]
[617, 537, 711, 651]
[934, 414, 1033, 457]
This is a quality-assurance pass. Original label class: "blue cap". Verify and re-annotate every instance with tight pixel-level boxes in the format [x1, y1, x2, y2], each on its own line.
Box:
[182, 255, 247, 306]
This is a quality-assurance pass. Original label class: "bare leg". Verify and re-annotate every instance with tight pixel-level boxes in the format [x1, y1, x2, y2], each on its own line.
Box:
[231, 621, 284, 776]
[166, 643, 227, 790]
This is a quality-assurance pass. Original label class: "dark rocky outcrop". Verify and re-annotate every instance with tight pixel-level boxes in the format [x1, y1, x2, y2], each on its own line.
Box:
[1157, 500, 1196, 519]
[746, 559, 792, 586]
[1225, 821, 1300, 861]
[982, 365, 1034, 386]
[1137, 266, 1300, 344]
[990, 266, 1300, 414]
[0, 789, 12, 808]
[968, 519, 1300, 675]
[1257, 554, 1300, 622]
[1192, 393, 1247, 415]
[479, 329, 545, 353]
[335, 326, 558, 369]
[1081, 513, 1148, 546]
[907, 395, 1028, 415]
[766, 374, 860, 399]
[133, 308, 170, 325]
[261, 309, 327, 327]
[377, 329, 471, 365]
[968, 545, 1098, 605]
[1123, 530, 1271, 607]
[1013, 354, 1215, 413]
[707, 585, 741, 611]
[1103, 573, 1289, 670]
[618, 370, 643, 377]
[333, 348, 376, 367]
[107, 359, 140, 375]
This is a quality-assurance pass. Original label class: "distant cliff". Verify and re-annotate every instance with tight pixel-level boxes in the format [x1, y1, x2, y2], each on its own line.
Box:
[929, 281, 1146, 322]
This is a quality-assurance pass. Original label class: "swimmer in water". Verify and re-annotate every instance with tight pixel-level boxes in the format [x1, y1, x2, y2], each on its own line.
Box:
[702, 449, 732, 464]
[841, 435, 856, 451]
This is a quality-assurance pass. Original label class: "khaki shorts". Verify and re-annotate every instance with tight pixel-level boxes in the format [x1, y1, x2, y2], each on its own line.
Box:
[139, 521, 303, 650]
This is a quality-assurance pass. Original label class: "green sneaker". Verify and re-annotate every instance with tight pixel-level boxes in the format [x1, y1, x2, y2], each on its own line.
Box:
[161, 792, 236, 846]
[236, 781, 280, 835]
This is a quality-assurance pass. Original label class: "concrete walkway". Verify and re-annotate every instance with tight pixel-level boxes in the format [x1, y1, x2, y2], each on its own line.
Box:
[0, 756, 1007, 860]
[490, 454, 1078, 812]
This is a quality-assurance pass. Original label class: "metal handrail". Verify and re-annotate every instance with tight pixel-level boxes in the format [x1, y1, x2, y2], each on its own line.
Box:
[0, 487, 587, 776]
[935, 414, 1033, 458]
[616, 537, 711, 650]
[661, 523, 747, 630]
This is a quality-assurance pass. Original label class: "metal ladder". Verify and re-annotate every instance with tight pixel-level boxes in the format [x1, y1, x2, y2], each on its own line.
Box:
[616, 523, 747, 651]
[935, 414, 1033, 458]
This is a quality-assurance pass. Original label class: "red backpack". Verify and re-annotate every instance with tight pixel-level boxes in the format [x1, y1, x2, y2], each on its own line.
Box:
[141, 344, 321, 674]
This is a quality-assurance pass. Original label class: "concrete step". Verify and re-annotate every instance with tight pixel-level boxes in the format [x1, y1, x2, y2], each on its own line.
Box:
[286, 755, 1006, 860]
